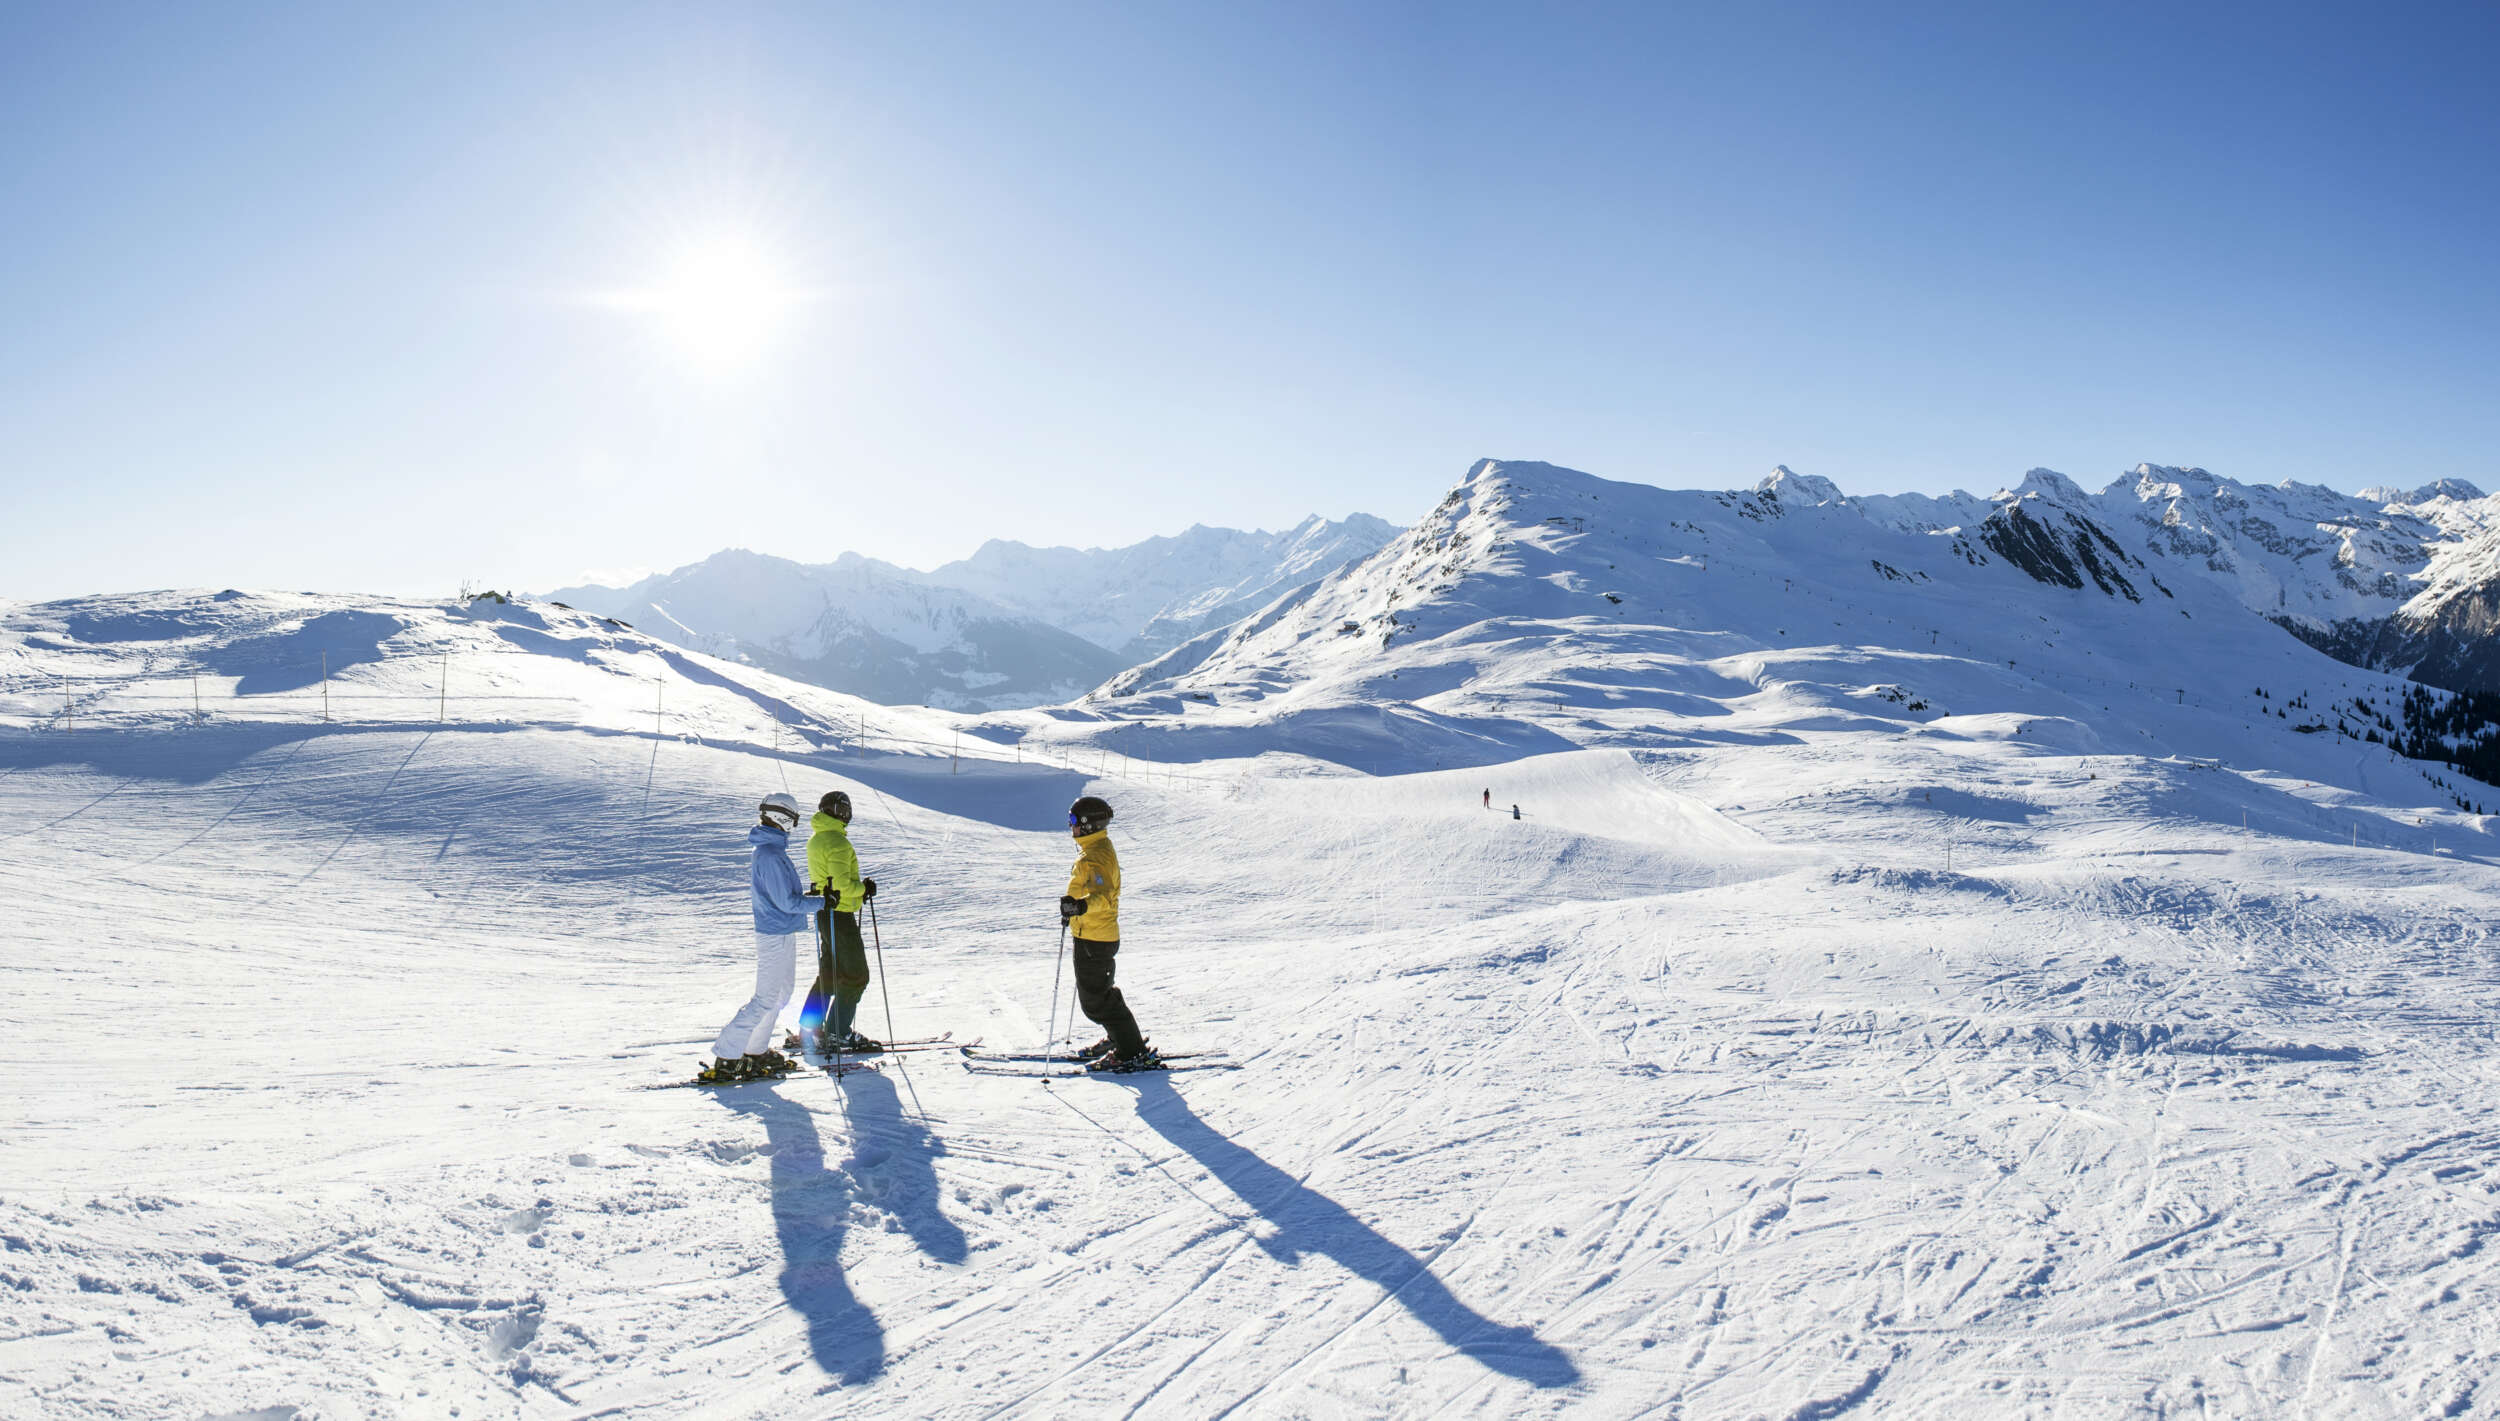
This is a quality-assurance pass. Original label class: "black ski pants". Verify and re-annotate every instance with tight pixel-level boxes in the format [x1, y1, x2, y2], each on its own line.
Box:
[1072, 937, 1145, 1056]
[801, 908, 871, 1039]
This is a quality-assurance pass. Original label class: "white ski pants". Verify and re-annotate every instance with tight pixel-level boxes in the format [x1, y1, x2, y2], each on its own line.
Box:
[713, 931, 797, 1059]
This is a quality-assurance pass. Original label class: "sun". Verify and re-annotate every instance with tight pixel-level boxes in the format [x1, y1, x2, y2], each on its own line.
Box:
[645, 235, 798, 368]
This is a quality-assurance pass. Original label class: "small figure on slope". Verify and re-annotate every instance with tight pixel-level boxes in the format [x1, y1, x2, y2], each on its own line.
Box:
[697, 793, 824, 1084]
[801, 789, 881, 1054]
[1482, 788, 1490, 809]
[1060, 795, 1160, 1072]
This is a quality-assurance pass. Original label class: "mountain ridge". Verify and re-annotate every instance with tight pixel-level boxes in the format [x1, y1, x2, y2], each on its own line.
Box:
[547, 549, 1123, 713]
[547, 513, 1401, 709]
[1086, 457, 2500, 794]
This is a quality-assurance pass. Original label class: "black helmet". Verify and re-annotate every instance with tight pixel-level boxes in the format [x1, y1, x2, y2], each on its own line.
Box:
[819, 790, 853, 822]
[1067, 796, 1113, 836]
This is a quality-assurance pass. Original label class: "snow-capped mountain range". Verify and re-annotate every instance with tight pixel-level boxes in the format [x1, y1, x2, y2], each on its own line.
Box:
[546, 550, 1123, 713]
[930, 514, 1404, 661]
[1091, 458, 2500, 790]
[546, 516, 1400, 711]
[1846, 462, 2500, 687]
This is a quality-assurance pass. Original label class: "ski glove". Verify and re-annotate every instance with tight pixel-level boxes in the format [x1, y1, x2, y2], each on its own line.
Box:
[1059, 894, 1086, 921]
[861, 878, 877, 900]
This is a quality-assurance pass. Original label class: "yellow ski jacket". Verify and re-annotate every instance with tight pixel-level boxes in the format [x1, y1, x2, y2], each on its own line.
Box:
[808, 813, 865, 912]
[1065, 831, 1120, 941]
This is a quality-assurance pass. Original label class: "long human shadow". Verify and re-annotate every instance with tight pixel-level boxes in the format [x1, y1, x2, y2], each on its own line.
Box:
[1119, 1075, 1580, 1388]
[710, 1067, 966, 1386]
[834, 1065, 968, 1266]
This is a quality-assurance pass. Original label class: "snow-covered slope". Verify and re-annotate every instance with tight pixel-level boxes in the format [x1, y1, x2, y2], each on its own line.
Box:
[932, 514, 1403, 660]
[1866, 462, 2500, 696]
[0, 586, 1002, 759]
[547, 550, 1123, 712]
[1089, 460, 2500, 794]
[10, 569, 2500, 1417]
[1622, 461, 2500, 699]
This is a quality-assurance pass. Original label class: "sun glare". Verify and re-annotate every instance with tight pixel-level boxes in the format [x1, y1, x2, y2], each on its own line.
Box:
[643, 235, 797, 368]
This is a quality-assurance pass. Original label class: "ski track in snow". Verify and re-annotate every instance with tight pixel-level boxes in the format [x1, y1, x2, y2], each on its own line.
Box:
[7, 598, 2500, 1416]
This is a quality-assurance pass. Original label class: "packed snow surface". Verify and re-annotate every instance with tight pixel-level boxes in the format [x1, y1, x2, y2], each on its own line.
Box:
[8, 534, 2500, 1417]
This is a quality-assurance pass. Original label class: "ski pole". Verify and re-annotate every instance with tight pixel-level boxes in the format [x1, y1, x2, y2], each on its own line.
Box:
[1044, 921, 1068, 1052]
[868, 896, 897, 1045]
[820, 894, 844, 1079]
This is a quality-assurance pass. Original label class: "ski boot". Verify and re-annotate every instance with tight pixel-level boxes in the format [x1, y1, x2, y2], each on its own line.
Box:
[829, 1032, 884, 1054]
[736, 1053, 790, 1080]
[752, 1049, 797, 1075]
[1088, 1045, 1164, 1074]
[696, 1057, 745, 1085]
[1073, 1036, 1112, 1061]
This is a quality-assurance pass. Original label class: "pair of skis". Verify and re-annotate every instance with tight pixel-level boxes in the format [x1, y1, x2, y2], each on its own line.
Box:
[651, 1034, 1236, 1089]
[648, 1033, 968, 1090]
[782, 1029, 971, 1059]
[959, 1045, 1234, 1078]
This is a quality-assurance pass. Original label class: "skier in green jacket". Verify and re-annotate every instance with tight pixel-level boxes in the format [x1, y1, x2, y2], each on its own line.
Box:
[799, 790, 880, 1054]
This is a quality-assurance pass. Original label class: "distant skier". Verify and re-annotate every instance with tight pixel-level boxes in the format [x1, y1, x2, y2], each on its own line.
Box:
[801, 790, 880, 1053]
[1482, 788, 1491, 809]
[1511, 803, 1520, 820]
[698, 793, 823, 1084]
[1060, 795, 1157, 1071]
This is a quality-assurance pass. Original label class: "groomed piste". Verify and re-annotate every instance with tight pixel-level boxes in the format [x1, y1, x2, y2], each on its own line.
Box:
[7, 460, 2500, 1418]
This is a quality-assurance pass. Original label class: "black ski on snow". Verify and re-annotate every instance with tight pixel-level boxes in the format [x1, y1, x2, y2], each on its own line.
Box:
[784, 1030, 964, 1055]
[964, 1046, 1226, 1064]
[960, 1056, 1238, 1079]
[642, 1060, 881, 1091]
[876, 1036, 980, 1054]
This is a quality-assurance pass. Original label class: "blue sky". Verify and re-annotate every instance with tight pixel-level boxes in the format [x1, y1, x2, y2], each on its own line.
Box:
[3, 2, 2494, 599]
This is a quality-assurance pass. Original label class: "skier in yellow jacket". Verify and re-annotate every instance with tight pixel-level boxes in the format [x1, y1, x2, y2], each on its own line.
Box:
[1059, 795, 1157, 1071]
[801, 790, 880, 1053]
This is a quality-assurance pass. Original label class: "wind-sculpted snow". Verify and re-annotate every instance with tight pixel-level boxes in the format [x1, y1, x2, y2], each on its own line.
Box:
[9, 570, 2500, 1416]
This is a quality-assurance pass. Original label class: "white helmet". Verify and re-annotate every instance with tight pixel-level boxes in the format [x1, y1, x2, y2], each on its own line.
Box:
[759, 792, 802, 829]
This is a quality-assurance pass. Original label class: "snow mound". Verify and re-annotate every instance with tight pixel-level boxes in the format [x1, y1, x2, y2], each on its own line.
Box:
[1925, 712, 2105, 753]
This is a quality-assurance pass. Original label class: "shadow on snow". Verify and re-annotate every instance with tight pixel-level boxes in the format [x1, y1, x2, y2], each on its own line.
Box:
[1120, 1074, 1581, 1390]
[712, 1067, 966, 1387]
